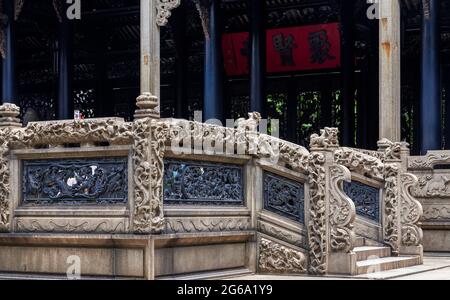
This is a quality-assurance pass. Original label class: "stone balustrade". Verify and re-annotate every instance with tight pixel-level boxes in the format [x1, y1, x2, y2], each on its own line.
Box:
[0, 104, 424, 278]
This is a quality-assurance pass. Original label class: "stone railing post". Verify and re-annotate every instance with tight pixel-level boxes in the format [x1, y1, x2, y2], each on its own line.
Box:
[132, 94, 169, 234]
[308, 128, 355, 275]
[378, 139, 423, 257]
[0, 103, 22, 232]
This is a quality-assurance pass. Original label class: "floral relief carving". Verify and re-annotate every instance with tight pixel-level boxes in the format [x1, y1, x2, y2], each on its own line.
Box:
[165, 218, 250, 233]
[307, 152, 328, 275]
[400, 173, 423, 247]
[0, 128, 12, 232]
[329, 165, 356, 253]
[259, 221, 305, 248]
[15, 219, 128, 234]
[259, 238, 307, 274]
[423, 205, 450, 221]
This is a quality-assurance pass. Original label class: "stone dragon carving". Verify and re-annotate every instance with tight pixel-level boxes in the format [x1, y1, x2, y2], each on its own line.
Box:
[9, 118, 134, 149]
[383, 163, 400, 255]
[408, 151, 450, 170]
[259, 238, 307, 274]
[378, 138, 404, 161]
[155, 0, 181, 26]
[167, 118, 310, 173]
[329, 165, 356, 253]
[334, 147, 384, 180]
[400, 173, 423, 247]
[307, 152, 328, 274]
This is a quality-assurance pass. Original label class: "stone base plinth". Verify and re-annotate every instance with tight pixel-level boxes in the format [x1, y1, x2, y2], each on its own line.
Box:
[0, 231, 256, 280]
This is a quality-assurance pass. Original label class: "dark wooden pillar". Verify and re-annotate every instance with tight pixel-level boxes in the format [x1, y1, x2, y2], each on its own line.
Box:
[320, 80, 333, 129]
[172, 4, 188, 119]
[287, 78, 298, 144]
[94, 27, 111, 118]
[203, 0, 224, 122]
[340, 0, 355, 146]
[420, 0, 441, 154]
[249, 0, 266, 115]
[1, 0, 17, 104]
[445, 65, 450, 150]
[56, 13, 74, 120]
[368, 22, 379, 150]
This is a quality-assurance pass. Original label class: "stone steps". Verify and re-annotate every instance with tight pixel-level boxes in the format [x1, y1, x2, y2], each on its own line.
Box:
[356, 256, 422, 275]
[354, 237, 383, 248]
[352, 236, 422, 275]
[353, 246, 391, 261]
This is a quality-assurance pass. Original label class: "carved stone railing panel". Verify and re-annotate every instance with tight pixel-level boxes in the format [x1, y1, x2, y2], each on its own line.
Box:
[343, 181, 380, 223]
[258, 238, 307, 274]
[263, 172, 305, 224]
[22, 158, 128, 206]
[329, 165, 356, 253]
[0, 108, 138, 233]
[164, 159, 244, 206]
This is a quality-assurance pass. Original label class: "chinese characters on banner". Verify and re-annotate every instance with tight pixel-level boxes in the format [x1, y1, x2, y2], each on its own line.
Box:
[222, 23, 341, 76]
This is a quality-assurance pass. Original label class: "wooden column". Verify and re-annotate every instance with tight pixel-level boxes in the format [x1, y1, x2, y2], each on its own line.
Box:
[379, 0, 401, 141]
[340, 0, 355, 147]
[287, 78, 298, 143]
[203, 0, 224, 122]
[56, 13, 74, 120]
[420, 0, 441, 154]
[171, 4, 188, 119]
[445, 66, 450, 150]
[249, 0, 266, 115]
[1, 0, 17, 104]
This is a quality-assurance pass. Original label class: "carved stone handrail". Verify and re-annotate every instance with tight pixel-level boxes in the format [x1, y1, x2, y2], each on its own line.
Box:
[408, 150, 450, 170]
[166, 117, 311, 173]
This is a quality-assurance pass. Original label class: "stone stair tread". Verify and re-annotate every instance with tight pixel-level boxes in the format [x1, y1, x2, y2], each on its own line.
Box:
[357, 256, 419, 267]
[353, 246, 390, 252]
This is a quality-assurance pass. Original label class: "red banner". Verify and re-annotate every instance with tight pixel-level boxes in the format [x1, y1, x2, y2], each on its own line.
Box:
[222, 23, 341, 76]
